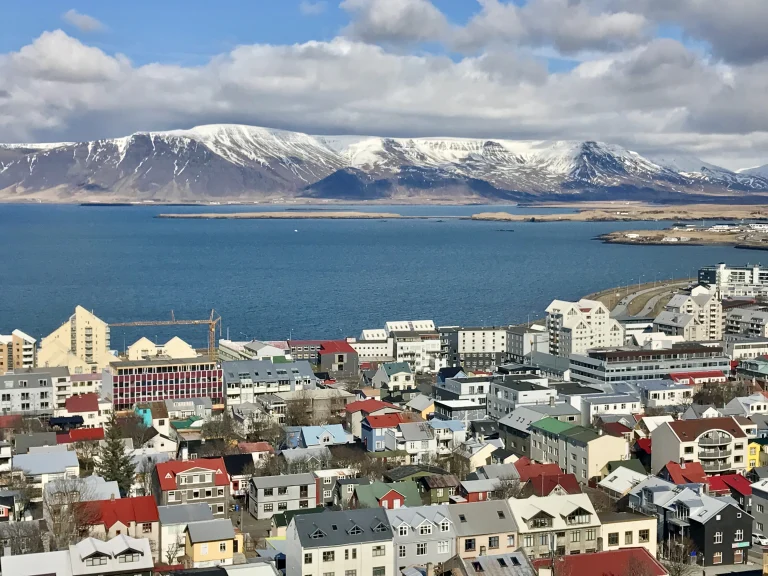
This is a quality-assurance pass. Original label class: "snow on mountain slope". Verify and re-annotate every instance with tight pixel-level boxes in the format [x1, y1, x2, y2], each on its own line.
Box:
[740, 164, 768, 179]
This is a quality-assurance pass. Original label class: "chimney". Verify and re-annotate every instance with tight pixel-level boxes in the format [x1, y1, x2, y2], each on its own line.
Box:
[426, 563, 434, 576]
[549, 396, 555, 407]
[181, 447, 189, 461]
[110, 493, 115, 502]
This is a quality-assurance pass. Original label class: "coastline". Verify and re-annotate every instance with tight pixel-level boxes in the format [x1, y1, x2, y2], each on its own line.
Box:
[156, 211, 408, 220]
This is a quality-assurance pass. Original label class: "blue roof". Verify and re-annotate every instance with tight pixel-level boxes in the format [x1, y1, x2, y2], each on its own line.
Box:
[428, 419, 465, 432]
[301, 424, 349, 446]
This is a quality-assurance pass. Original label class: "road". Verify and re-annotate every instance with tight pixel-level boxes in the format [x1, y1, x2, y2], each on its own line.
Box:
[609, 281, 690, 318]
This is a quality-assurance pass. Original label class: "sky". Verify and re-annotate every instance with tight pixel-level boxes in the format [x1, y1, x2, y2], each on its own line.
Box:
[1, 0, 768, 170]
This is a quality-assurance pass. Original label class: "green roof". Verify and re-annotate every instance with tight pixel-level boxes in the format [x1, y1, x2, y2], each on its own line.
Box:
[271, 506, 326, 528]
[530, 417, 577, 435]
[369, 450, 407, 459]
[272, 356, 290, 363]
[604, 459, 647, 475]
[354, 481, 421, 508]
[171, 416, 202, 430]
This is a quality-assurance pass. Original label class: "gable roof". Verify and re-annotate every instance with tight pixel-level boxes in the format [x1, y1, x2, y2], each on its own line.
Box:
[507, 493, 598, 533]
[720, 473, 752, 496]
[399, 421, 433, 441]
[364, 413, 409, 429]
[345, 399, 400, 415]
[515, 459, 563, 482]
[386, 504, 453, 531]
[61, 427, 105, 443]
[532, 548, 667, 576]
[79, 496, 159, 529]
[600, 422, 632, 437]
[301, 424, 350, 446]
[292, 508, 392, 547]
[251, 472, 316, 489]
[598, 467, 648, 495]
[661, 461, 707, 485]
[635, 438, 652, 454]
[238, 442, 275, 454]
[155, 458, 228, 490]
[384, 464, 450, 482]
[12, 450, 79, 475]
[604, 459, 647, 476]
[318, 341, 357, 355]
[406, 394, 434, 412]
[666, 416, 746, 441]
[530, 417, 576, 435]
[447, 500, 517, 536]
[158, 503, 214, 525]
[353, 481, 421, 508]
[527, 474, 582, 496]
[64, 393, 100, 413]
[382, 362, 412, 376]
[186, 518, 236, 543]
[223, 453, 256, 477]
[421, 474, 460, 489]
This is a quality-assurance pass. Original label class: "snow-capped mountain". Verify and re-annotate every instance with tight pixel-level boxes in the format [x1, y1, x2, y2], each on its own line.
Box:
[1, 124, 766, 202]
[740, 164, 768, 179]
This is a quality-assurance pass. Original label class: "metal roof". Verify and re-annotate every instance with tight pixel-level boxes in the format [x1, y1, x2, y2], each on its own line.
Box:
[186, 519, 236, 543]
[293, 508, 392, 547]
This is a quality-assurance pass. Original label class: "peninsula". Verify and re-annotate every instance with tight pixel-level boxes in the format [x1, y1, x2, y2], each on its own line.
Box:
[471, 204, 768, 222]
[157, 211, 404, 220]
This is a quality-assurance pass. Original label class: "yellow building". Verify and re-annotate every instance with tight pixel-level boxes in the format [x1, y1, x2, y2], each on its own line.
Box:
[127, 336, 198, 361]
[184, 519, 244, 568]
[38, 306, 116, 373]
[0, 330, 36, 375]
[598, 512, 657, 558]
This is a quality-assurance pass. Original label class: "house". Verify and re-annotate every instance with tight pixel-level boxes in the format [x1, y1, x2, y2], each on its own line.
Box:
[12, 450, 80, 499]
[280, 446, 333, 473]
[314, 468, 357, 507]
[223, 453, 259, 498]
[724, 393, 768, 418]
[54, 393, 112, 429]
[600, 458, 647, 478]
[681, 404, 722, 420]
[658, 461, 707, 485]
[523, 473, 581, 497]
[650, 417, 748, 475]
[629, 476, 753, 567]
[491, 448, 517, 465]
[514, 458, 564, 482]
[486, 376, 555, 420]
[597, 467, 648, 499]
[278, 389, 355, 425]
[351, 481, 421, 509]
[158, 503, 215, 565]
[447, 500, 518, 559]
[456, 439, 497, 472]
[428, 420, 467, 456]
[507, 493, 600, 558]
[184, 518, 244, 568]
[437, 366, 467, 383]
[361, 413, 415, 452]
[153, 458, 229, 517]
[268, 506, 327, 538]
[442, 552, 535, 576]
[455, 479, 501, 503]
[345, 399, 402, 439]
[385, 422, 436, 465]
[670, 370, 727, 389]
[387, 505, 456, 571]
[237, 441, 275, 461]
[300, 424, 353, 448]
[750, 479, 768, 537]
[405, 395, 434, 420]
[633, 438, 652, 472]
[717, 474, 753, 512]
[596, 512, 657, 557]
[533, 548, 667, 576]
[335, 478, 372, 508]
[635, 379, 693, 409]
[634, 415, 674, 438]
[318, 340, 360, 378]
[284, 508, 394, 576]
[418, 474, 460, 505]
[165, 397, 213, 420]
[135, 401, 172, 436]
[383, 464, 452, 484]
[78, 496, 161, 561]
[372, 362, 415, 392]
[433, 400, 487, 426]
[249, 473, 316, 520]
[222, 359, 316, 405]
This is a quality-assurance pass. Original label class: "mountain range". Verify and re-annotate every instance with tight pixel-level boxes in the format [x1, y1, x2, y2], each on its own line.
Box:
[1, 124, 767, 203]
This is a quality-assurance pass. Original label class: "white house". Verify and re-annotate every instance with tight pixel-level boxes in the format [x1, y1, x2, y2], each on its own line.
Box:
[384, 422, 437, 464]
[54, 393, 112, 429]
[372, 362, 415, 392]
[12, 449, 80, 500]
[545, 299, 625, 357]
[158, 503, 215, 564]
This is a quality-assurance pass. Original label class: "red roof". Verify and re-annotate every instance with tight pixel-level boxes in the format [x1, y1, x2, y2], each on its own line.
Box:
[58, 427, 105, 443]
[515, 459, 563, 482]
[79, 496, 159, 529]
[527, 473, 582, 496]
[668, 417, 746, 441]
[64, 393, 100, 413]
[670, 370, 725, 382]
[238, 442, 275, 454]
[318, 340, 357, 355]
[601, 422, 632, 437]
[720, 473, 753, 495]
[0, 415, 22, 429]
[345, 399, 400, 415]
[662, 461, 707, 485]
[155, 458, 228, 491]
[364, 413, 409, 429]
[705, 475, 731, 494]
[636, 438, 652, 454]
[532, 548, 667, 576]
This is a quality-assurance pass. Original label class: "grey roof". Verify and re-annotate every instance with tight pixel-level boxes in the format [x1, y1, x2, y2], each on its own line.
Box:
[684, 404, 720, 419]
[251, 472, 315, 489]
[13, 450, 79, 475]
[186, 518, 236, 543]
[399, 422, 434, 441]
[471, 463, 520, 481]
[281, 446, 332, 464]
[456, 553, 534, 576]
[581, 393, 640, 405]
[386, 504, 453, 532]
[447, 500, 517, 536]
[470, 420, 499, 435]
[383, 362, 412, 376]
[293, 508, 392, 547]
[527, 403, 581, 417]
[14, 431, 58, 454]
[158, 503, 214, 525]
[406, 394, 434, 412]
[165, 397, 212, 410]
[526, 351, 570, 372]
[499, 407, 545, 434]
[551, 383, 603, 396]
[0, 550, 70, 576]
[222, 359, 315, 383]
[654, 310, 694, 328]
[491, 379, 548, 392]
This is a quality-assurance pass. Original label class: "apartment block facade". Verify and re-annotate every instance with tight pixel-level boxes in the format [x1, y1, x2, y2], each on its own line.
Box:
[545, 299, 624, 357]
[38, 305, 114, 373]
[222, 359, 315, 405]
[700, 263, 768, 298]
[249, 473, 317, 520]
[0, 330, 36, 375]
[0, 367, 69, 415]
[654, 285, 723, 341]
[153, 458, 230, 518]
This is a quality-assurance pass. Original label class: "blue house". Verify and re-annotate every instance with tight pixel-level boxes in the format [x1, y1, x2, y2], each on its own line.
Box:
[361, 413, 404, 452]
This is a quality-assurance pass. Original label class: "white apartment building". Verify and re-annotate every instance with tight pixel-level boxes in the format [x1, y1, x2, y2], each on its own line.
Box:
[578, 394, 642, 426]
[0, 329, 36, 375]
[38, 306, 116, 374]
[650, 417, 748, 475]
[222, 360, 315, 405]
[486, 376, 555, 420]
[218, 340, 291, 362]
[726, 308, 768, 338]
[724, 335, 768, 359]
[286, 508, 394, 576]
[545, 299, 624, 357]
[635, 380, 693, 409]
[384, 422, 437, 464]
[699, 263, 768, 298]
[654, 285, 723, 341]
[0, 366, 69, 414]
[348, 338, 395, 362]
[435, 375, 492, 405]
[457, 327, 508, 371]
[361, 321, 444, 374]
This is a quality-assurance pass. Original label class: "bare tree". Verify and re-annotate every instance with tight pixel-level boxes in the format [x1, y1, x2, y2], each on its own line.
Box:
[6, 468, 37, 520]
[490, 475, 525, 499]
[0, 521, 45, 556]
[43, 477, 100, 550]
[439, 447, 471, 480]
[73, 440, 100, 475]
[117, 413, 152, 447]
[582, 486, 616, 513]
[202, 411, 241, 442]
[135, 456, 157, 497]
[164, 536, 184, 565]
[284, 391, 314, 427]
[246, 414, 284, 447]
[659, 539, 698, 576]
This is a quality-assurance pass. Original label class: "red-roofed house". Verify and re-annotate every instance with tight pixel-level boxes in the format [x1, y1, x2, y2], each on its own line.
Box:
[514, 458, 564, 482]
[153, 458, 229, 517]
[524, 473, 582, 497]
[720, 474, 753, 511]
[54, 393, 113, 428]
[345, 398, 402, 438]
[79, 496, 160, 560]
[532, 548, 668, 576]
[659, 461, 707, 485]
[57, 427, 105, 444]
[361, 413, 415, 452]
[634, 438, 652, 471]
[599, 421, 633, 442]
[670, 370, 726, 389]
[318, 341, 359, 378]
[237, 442, 275, 462]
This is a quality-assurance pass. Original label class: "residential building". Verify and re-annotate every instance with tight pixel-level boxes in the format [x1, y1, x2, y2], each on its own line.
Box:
[385, 422, 436, 464]
[223, 453, 260, 498]
[429, 419, 467, 456]
[38, 305, 116, 373]
[0, 330, 36, 375]
[285, 508, 394, 576]
[219, 339, 289, 362]
[725, 335, 768, 359]
[486, 376, 554, 420]
[435, 376, 493, 405]
[669, 370, 726, 389]
[447, 500, 518, 559]
[361, 413, 416, 452]
[433, 399, 487, 426]
[418, 474, 460, 505]
[635, 379, 693, 409]
[507, 493, 600, 558]
[79, 496, 161, 562]
[533, 549, 667, 576]
[724, 393, 768, 417]
[127, 336, 198, 361]
[405, 394, 434, 420]
[165, 397, 213, 420]
[507, 324, 549, 363]
[528, 418, 628, 482]
[456, 439, 497, 473]
[288, 340, 325, 361]
[650, 417, 748, 475]
[738, 357, 768, 383]
[389, 329, 443, 374]
[297, 424, 353, 448]
[278, 389, 354, 425]
[0, 367, 65, 415]
[158, 503, 215, 565]
[0, 535, 154, 576]
[442, 552, 536, 576]
[750, 478, 768, 536]
[569, 343, 730, 386]
[455, 327, 509, 371]
[371, 362, 415, 392]
[597, 467, 649, 500]
[222, 359, 315, 405]
[700, 262, 768, 298]
[184, 519, 243, 568]
[577, 394, 642, 426]
[12, 449, 80, 499]
[153, 458, 229, 517]
[248, 473, 316, 520]
[315, 468, 357, 507]
[351, 481, 422, 509]
[105, 356, 222, 411]
[54, 392, 112, 428]
[523, 473, 581, 497]
[348, 337, 395, 362]
[498, 405, 580, 458]
[654, 284, 723, 341]
[387, 505, 456, 571]
[681, 404, 723, 420]
[658, 461, 707, 485]
[318, 341, 360, 378]
[629, 476, 752, 567]
[545, 299, 624, 357]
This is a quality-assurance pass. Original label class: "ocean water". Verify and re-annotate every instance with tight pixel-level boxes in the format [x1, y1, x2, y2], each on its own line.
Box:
[0, 203, 760, 348]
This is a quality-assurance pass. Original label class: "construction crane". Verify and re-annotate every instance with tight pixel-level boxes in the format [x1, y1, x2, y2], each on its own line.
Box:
[111, 309, 222, 360]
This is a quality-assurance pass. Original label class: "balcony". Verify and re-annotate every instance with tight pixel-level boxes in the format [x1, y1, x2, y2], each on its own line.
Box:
[701, 460, 732, 473]
[699, 449, 731, 459]
[698, 434, 731, 446]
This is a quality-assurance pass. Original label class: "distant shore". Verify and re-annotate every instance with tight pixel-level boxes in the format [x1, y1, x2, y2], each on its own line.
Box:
[157, 211, 407, 220]
[597, 228, 768, 251]
[471, 204, 768, 222]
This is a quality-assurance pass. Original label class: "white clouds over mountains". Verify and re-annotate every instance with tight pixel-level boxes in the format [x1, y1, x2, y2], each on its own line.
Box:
[2, 1, 768, 169]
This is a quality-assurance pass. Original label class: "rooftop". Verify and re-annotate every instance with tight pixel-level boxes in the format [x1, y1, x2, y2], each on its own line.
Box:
[667, 416, 747, 441]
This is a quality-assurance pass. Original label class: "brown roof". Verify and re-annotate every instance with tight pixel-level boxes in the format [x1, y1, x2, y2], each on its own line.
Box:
[667, 417, 746, 441]
[421, 474, 460, 489]
[136, 401, 169, 419]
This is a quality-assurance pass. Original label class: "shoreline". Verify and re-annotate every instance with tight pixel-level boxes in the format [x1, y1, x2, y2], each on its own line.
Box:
[157, 211, 410, 220]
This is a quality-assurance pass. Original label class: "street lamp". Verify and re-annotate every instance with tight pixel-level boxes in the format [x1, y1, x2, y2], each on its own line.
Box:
[638, 274, 644, 291]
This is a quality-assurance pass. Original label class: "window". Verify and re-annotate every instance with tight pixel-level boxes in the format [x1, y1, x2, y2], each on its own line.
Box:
[639, 530, 649, 543]
[585, 529, 595, 541]
[305, 553, 313, 564]
[436, 488, 444, 497]
[220, 542, 227, 552]
[608, 533, 619, 546]
[437, 541, 449, 554]
[398, 545, 406, 558]
[372, 546, 385, 557]
[441, 520, 450, 532]
[714, 532, 722, 544]
[713, 552, 723, 565]
[736, 529, 744, 542]
[459, 514, 466, 523]
[488, 536, 499, 549]
[625, 532, 633, 545]
[351, 549, 357, 559]
[523, 535, 533, 547]
[323, 551, 335, 562]
[324, 572, 335, 576]
[465, 538, 476, 551]
[217, 488, 224, 497]
[346, 571, 357, 576]
[399, 526, 408, 536]
[85, 557, 108, 566]
[684, 446, 693, 454]
[759, 505, 765, 514]
[201, 544, 209, 555]
[372, 568, 385, 576]
[324, 477, 333, 484]
[278, 502, 288, 511]
[417, 543, 427, 556]
[759, 523, 765, 532]
[142, 523, 152, 533]
[419, 524, 432, 535]
[570, 531, 580, 543]
[324, 490, 332, 498]
[507, 535, 515, 547]
[497, 511, 505, 519]
[263, 503, 273, 512]
[278, 487, 288, 495]
[264, 488, 273, 496]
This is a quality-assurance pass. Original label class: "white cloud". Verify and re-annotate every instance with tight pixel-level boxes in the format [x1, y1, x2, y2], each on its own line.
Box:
[299, 1, 327, 16]
[1, 30, 768, 169]
[340, 0, 449, 44]
[62, 9, 106, 33]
